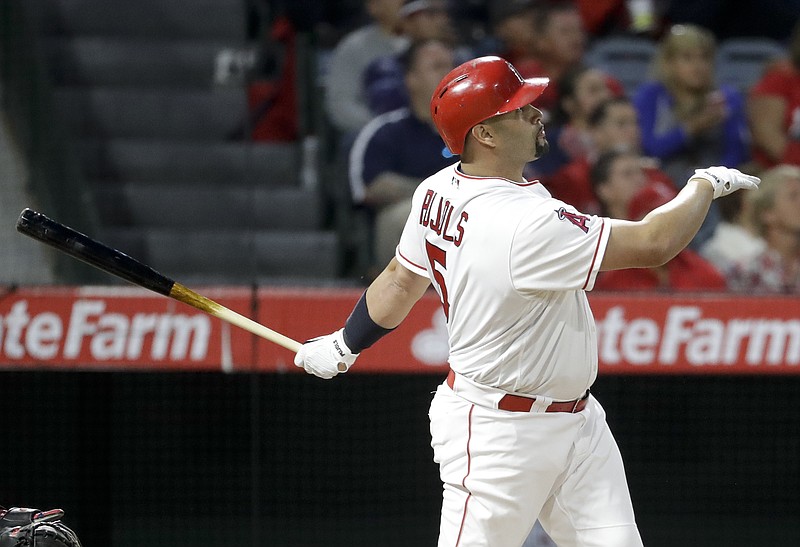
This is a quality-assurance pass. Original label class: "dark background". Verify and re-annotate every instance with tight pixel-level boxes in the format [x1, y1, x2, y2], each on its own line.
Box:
[1, 371, 798, 546]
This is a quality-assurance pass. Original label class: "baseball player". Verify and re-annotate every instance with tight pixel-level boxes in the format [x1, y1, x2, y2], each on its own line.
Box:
[294, 56, 759, 546]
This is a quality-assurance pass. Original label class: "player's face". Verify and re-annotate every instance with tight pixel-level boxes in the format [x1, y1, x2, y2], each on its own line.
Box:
[489, 104, 549, 160]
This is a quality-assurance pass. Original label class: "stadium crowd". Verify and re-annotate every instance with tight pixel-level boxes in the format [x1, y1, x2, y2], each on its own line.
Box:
[255, 0, 800, 294]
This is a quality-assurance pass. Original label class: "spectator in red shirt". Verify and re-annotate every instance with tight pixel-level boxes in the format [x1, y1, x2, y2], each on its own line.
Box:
[748, 20, 800, 170]
[543, 96, 675, 214]
[591, 150, 727, 291]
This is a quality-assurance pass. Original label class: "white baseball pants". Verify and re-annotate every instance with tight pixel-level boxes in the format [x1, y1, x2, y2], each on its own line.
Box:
[429, 382, 643, 547]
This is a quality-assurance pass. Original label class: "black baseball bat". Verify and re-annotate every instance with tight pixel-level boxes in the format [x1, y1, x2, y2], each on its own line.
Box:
[15, 208, 301, 352]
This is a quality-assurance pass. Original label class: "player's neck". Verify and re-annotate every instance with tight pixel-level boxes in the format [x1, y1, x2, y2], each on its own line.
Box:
[459, 159, 525, 183]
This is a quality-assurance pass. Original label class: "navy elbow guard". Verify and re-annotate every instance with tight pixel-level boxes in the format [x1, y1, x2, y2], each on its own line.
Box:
[342, 292, 394, 353]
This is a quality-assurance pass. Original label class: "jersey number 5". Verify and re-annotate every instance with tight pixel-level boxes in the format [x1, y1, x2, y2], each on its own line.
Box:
[425, 240, 450, 320]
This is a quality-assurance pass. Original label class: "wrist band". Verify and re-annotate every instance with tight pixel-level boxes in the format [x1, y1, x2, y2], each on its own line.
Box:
[343, 292, 394, 353]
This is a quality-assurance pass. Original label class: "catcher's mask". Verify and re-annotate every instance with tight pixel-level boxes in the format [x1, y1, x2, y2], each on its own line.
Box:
[0, 507, 82, 547]
[430, 56, 548, 156]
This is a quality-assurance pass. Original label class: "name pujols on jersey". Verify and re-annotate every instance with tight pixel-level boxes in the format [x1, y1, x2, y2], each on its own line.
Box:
[419, 187, 469, 246]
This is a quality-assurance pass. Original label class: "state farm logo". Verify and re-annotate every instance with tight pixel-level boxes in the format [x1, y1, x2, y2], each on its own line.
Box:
[411, 310, 448, 365]
[0, 299, 211, 362]
[597, 305, 800, 367]
[407, 304, 800, 370]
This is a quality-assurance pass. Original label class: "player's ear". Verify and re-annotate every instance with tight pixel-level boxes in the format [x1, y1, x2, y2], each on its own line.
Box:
[469, 123, 497, 149]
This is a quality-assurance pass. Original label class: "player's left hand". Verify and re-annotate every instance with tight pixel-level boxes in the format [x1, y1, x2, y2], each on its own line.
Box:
[294, 328, 359, 379]
[691, 166, 760, 199]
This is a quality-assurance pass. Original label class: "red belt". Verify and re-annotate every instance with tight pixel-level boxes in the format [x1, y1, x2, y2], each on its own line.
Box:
[446, 370, 589, 413]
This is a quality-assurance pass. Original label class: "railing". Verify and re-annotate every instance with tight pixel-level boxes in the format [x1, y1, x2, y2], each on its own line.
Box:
[0, 0, 101, 282]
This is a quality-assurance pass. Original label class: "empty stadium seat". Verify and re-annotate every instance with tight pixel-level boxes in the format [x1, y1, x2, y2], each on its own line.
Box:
[94, 184, 324, 231]
[585, 36, 658, 96]
[101, 228, 340, 284]
[78, 140, 300, 186]
[31, 0, 343, 283]
[54, 87, 248, 140]
[33, 0, 246, 40]
[715, 38, 786, 92]
[45, 37, 236, 87]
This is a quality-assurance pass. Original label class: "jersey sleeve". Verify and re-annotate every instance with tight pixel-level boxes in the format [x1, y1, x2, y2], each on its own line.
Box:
[509, 200, 610, 292]
[395, 188, 430, 278]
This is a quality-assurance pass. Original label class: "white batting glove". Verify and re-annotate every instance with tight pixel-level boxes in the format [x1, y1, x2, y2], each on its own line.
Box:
[293, 328, 359, 379]
[691, 166, 760, 199]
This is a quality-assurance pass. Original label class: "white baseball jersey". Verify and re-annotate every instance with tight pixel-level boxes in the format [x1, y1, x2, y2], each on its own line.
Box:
[396, 163, 610, 401]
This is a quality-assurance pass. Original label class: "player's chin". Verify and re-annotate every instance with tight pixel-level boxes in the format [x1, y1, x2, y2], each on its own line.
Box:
[533, 136, 550, 160]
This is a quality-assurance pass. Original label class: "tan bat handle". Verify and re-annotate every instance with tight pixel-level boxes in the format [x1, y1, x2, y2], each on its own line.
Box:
[169, 283, 302, 353]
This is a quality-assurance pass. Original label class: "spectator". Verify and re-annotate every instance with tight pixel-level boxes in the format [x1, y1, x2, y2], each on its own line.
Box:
[364, 0, 464, 116]
[633, 24, 750, 186]
[324, 0, 408, 135]
[591, 150, 727, 291]
[634, 23, 750, 248]
[241, 15, 299, 142]
[748, 19, 800, 170]
[349, 39, 455, 272]
[544, 96, 675, 214]
[699, 190, 765, 274]
[514, 1, 590, 117]
[728, 164, 800, 293]
[529, 63, 618, 178]
[488, 0, 540, 68]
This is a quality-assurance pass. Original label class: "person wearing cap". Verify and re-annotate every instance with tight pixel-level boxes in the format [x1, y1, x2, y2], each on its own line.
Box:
[294, 56, 759, 546]
[349, 39, 456, 274]
[363, 0, 466, 116]
[324, 0, 408, 135]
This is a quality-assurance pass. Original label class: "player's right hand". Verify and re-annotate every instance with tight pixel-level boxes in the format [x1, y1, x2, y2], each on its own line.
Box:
[293, 328, 359, 379]
[691, 166, 760, 199]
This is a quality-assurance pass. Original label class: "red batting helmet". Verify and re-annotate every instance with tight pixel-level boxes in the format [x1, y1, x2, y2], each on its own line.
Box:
[430, 56, 549, 155]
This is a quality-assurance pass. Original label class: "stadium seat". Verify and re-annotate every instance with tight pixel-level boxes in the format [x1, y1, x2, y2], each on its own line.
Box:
[715, 38, 786, 92]
[78, 140, 299, 186]
[584, 36, 658, 96]
[34, 0, 246, 40]
[54, 87, 248, 140]
[94, 184, 324, 231]
[45, 37, 234, 87]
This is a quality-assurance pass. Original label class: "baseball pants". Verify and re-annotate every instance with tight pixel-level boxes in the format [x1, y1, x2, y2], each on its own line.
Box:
[429, 381, 643, 547]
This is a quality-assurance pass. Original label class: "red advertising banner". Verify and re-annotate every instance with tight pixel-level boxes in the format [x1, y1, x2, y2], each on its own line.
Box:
[256, 287, 448, 374]
[1, 286, 798, 374]
[0, 286, 253, 371]
[257, 289, 800, 375]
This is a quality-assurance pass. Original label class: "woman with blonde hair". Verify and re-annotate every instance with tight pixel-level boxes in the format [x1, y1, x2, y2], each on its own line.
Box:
[633, 24, 749, 187]
[633, 24, 750, 247]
